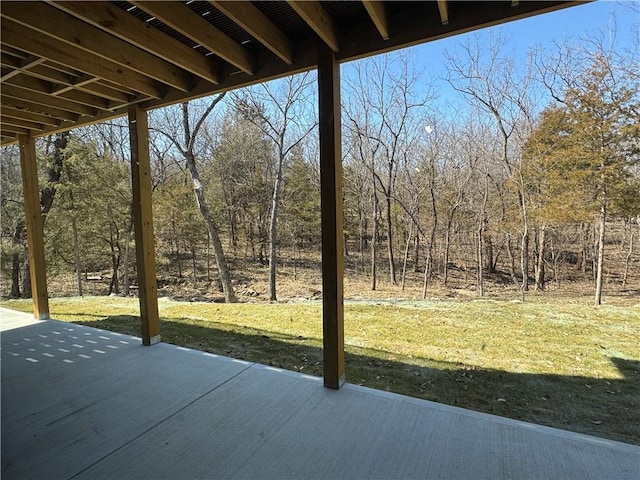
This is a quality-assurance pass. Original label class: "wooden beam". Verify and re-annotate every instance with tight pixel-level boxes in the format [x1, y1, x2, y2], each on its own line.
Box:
[16, 64, 133, 104]
[1, 96, 78, 122]
[2, 2, 193, 93]
[1, 116, 45, 131]
[317, 41, 345, 389]
[3, 125, 30, 135]
[1, 106, 60, 126]
[288, 1, 340, 52]
[2, 134, 18, 145]
[0, 54, 45, 82]
[210, 1, 294, 64]
[1, 18, 164, 99]
[3, 104, 129, 147]
[53, 1, 219, 85]
[2, 84, 97, 116]
[362, 1, 389, 40]
[128, 104, 161, 346]
[131, 1, 254, 74]
[5, 75, 111, 110]
[437, 0, 449, 26]
[18, 135, 50, 320]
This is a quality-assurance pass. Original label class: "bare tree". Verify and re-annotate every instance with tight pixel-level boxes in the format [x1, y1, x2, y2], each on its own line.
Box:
[446, 33, 539, 294]
[151, 96, 237, 303]
[233, 73, 317, 301]
[345, 53, 428, 287]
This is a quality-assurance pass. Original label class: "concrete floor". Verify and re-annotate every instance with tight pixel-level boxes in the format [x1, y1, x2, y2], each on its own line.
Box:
[1, 307, 638, 480]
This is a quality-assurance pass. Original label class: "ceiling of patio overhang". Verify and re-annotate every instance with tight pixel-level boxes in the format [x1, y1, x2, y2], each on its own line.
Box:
[1, 0, 585, 146]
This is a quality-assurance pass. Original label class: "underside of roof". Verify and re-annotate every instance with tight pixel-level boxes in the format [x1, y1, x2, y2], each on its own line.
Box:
[1, 1, 585, 145]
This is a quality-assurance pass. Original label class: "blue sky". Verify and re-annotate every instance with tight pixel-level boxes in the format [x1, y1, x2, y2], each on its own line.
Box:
[387, 0, 639, 109]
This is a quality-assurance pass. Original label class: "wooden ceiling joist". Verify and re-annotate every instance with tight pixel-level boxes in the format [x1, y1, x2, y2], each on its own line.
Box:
[3, 85, 96, 117]
[1, 2, 193, 93]
[1, 18, 165, 99]
[4, 63, 131, 104]
[1, 125, 30, 136]
[437, 0, 449, 26]
[1, 106, 61, 127]
[52, 1, 220, 85]
[4, 75, 112, 110]
[288, 1, 340, 52]
[1, 116, 46, 132]
[362, 1, 389, 40]
[131, 1, 254, 74]
[1, 96, 78, 122]
[210, 1, 294, 65]
[0, 55, 46, 82]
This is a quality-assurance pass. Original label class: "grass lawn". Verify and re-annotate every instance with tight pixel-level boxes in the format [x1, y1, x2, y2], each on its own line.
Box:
[2, 296, 638, 445]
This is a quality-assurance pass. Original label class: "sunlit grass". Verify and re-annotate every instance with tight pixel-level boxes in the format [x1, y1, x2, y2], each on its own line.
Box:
[2, 296, 638, 445]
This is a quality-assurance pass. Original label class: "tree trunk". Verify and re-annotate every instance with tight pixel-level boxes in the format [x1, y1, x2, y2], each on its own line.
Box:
[506, 233, 519, 288]
[185, 152, 237, 303]
[122, 216, 132, 296]
[22, 247, 31, 298]
[443, 211, 456, 286]
[385, 194, 397, 285]
[72, 215, 83, 297]
[206, 230, 212, 283]
[484, 234, 494, 274]
[371, 192, 378, 291]
[534, 224, 546, 291]
[192, 246, 197, 282]
[41, 132, 68, 221]
[423, 187, 438, 299]
[477, 225, 485, 297]
[413, 229, 420, 273]
[268, 152, 285, 301]
[521, 229, 529, 292]
[401, 221, 413, 291]
[594, 198, 606, 306]
[11, 221, 24, 298]
[550, 234, 560, 288]
[108, 222, 120, 295]
[621, 223, 634, 288]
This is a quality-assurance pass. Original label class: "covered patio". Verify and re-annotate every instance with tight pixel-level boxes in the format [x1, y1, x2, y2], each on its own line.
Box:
[2, 0, 587, 388]
[6, 1, 640, 478]
[3, 307, 638, 479]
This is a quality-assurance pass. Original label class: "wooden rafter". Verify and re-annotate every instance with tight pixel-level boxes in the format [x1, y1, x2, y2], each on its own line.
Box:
[437, 1, 449, 25]
[2, 2, 193, 92]
[9, 65, 133, 104]
[362, 1, 389, 40]
[1, 106, 60, 126]
[1, 116, 45, 131]
[2, 125, 30, 135]
[1, 18, 164, 98]
[210, 1, 294, 65]
[288, 1, 340, 52]
[4, 75, 111, 110]
[3, 84, 96, 116]
[1, 96, 78, 122]
[131, 1, 254, 74]
[0, 55, 45, 82]
[53, 1, 219, 85]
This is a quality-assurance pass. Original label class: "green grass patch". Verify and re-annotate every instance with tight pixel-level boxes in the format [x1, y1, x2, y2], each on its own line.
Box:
[3, 296, 638, 445]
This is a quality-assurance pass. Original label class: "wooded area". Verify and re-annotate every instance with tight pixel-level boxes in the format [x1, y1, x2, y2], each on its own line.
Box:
[1, 32, 639, 306]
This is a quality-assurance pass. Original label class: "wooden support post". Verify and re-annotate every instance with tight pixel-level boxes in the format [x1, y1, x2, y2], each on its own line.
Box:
[18, 134, 49, 320]
[128, 105, 161, 346]
[318, 41, 345, 389]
